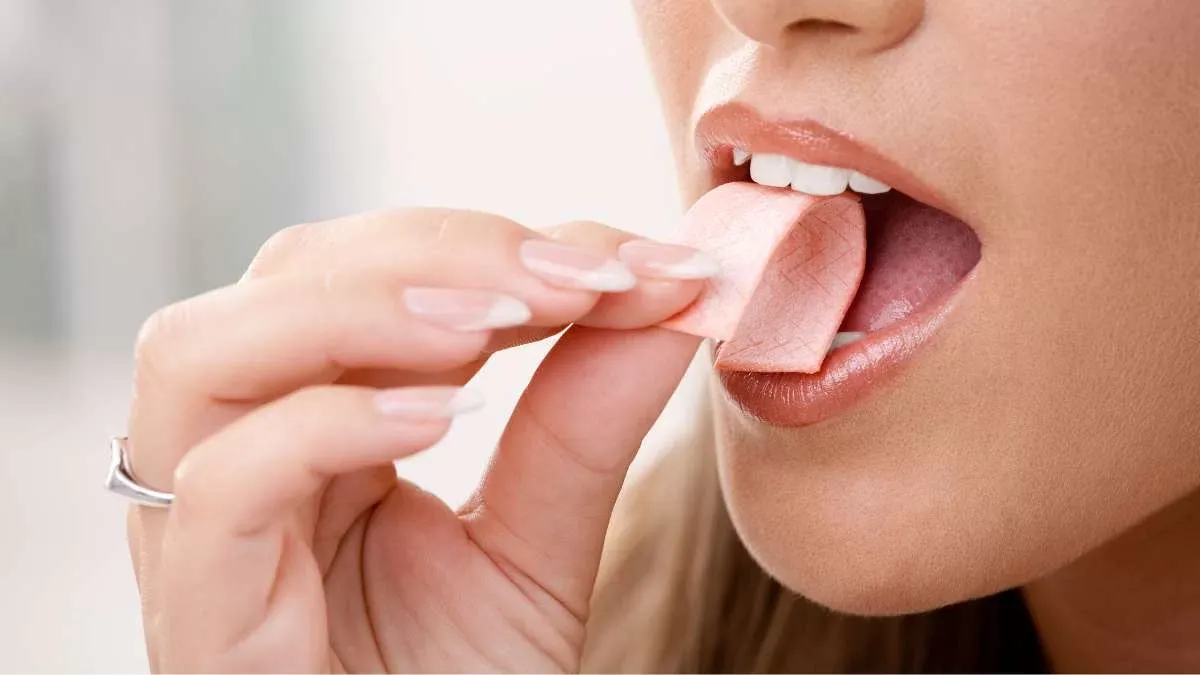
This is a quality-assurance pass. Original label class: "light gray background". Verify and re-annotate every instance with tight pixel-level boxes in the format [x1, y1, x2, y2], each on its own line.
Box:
[0, 2, 707, 670]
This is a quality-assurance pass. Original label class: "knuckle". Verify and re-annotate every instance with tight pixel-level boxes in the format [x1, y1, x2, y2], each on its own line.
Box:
[244, 221, 315, 279]
[522, 403, 626, 478]
[546, 219, 625, 247]
[327, 208, 458, 247]
[170, 448, 205, 500]
[276, 385, 357, 438]
[168, 453, 204, 518]
[169, 437, 233, 526]
[133, 303, 191, 385]
[282, 383, 341, 411]
[237, 387, 360, 458]
[400, 207, 527, 252]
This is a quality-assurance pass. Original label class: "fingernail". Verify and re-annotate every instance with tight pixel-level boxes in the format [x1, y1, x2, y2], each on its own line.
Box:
[374, 386, 485, 419]
[617, 240, 721, 280]
[403, 287, 531, 331]
[518, 239, 637, 292]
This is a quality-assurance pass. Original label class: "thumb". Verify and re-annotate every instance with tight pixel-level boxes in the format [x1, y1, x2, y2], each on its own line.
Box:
[463, 325, 700, 619]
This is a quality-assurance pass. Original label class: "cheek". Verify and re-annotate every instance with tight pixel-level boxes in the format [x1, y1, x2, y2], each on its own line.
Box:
[631, 0, 719, 94]
[950, 0, 1200, 518]
[630, 0, 728, 185]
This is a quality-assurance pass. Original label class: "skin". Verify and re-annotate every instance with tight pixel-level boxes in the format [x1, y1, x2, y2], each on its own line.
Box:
[632, 0, 1200, 670]
[126, 212, 707, 671]
[126, 0, 1200, 671]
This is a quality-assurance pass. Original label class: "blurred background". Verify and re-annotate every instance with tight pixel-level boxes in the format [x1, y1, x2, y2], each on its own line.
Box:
[0, 1, 706, 670]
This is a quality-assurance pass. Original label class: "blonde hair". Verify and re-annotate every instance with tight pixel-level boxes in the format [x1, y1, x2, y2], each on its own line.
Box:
[583, 397, 1045, 672]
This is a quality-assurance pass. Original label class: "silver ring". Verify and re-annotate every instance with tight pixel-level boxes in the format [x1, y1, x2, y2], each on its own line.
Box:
[105, 437, 174, 508]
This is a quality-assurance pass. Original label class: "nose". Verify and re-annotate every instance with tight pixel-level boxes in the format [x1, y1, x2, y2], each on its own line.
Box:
[710, 0, 924, 53]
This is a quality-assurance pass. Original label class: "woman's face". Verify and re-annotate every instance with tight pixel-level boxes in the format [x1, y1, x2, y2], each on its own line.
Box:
[633, 0, 1200, 614]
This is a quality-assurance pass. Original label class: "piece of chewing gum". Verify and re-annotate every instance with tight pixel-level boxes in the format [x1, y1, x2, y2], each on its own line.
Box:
[659, 182, 866, 373]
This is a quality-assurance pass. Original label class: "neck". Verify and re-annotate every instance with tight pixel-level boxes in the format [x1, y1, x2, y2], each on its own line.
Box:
[1023, 489, 1200, 672]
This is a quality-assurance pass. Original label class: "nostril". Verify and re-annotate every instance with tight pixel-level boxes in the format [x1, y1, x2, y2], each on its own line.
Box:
[789, 18, 859, 37]
[712, 0, 921, 53]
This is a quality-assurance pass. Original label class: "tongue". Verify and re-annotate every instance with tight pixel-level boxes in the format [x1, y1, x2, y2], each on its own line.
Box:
[660, 182, 866, 373]
[840, 193, 981, 333]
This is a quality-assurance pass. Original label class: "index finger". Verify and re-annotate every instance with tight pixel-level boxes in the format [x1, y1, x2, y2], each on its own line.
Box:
[475, 221, 715, 352]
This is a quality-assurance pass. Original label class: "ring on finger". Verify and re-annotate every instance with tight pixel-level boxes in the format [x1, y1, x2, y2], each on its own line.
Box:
[105, 437, 175, 508]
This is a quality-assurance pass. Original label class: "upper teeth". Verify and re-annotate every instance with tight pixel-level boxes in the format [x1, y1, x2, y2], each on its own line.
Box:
[740, 150, 891, 196]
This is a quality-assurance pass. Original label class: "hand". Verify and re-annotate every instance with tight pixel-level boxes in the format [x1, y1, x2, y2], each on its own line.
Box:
[123, 207, 706, 672]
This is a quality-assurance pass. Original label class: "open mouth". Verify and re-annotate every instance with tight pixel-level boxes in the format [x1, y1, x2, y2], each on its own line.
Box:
[730, 149, 981, 352]
[688, 105, 982, 425]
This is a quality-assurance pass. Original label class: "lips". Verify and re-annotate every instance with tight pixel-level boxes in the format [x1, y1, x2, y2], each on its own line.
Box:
[685, 104, 981, 426]
[695, 102, 955, 214]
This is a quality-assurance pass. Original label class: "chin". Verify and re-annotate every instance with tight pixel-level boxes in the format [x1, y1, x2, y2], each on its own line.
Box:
[710, 406, 1072, 618]
[722, 490, 1019, 617]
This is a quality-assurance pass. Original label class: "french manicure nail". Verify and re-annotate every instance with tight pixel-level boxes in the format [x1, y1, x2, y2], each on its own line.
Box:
[403, 287, 531, 331]
[374, 386, 485, 419]
[518, 239, 637, 292]
[617, 240, 721, 280]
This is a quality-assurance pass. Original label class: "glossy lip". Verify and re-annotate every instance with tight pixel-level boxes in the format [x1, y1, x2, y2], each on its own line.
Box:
[718, 270, 976, 427]
[694, 101, 961, 219]
[695, 102, 979, 427]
